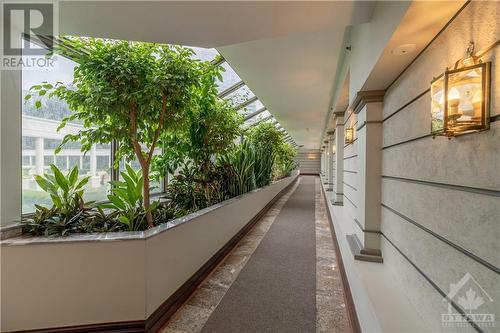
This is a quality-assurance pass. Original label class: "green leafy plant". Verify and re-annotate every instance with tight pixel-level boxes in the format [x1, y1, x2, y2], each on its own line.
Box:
[26, 38, 204, 228]
[100, 164, 158, 231]
[79, 207, 122, 233]
[35, 164, 91, 215]
[166, 161, 208, 212]
[22, 164, 94, 236]
[274, 142, 298, 179]
[218, 139, 258, 197]
[153, 65, 243, 209]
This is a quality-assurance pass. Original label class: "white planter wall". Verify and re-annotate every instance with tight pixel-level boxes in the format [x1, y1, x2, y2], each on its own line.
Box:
[0, 172, 298, 332]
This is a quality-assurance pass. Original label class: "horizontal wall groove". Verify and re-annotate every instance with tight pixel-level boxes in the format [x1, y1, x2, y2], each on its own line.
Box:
[344, 137, 358, 148]
[382, 116, 499, 150]
[357, 120, 383, 131]
[343, 170, 357, 174]
[344, 111, 354, 125]
[353, 218, 380, 234]
[381, 203, 500, 275]
[382, 134, 432, 150]
[381, 232, 484, 333]
[383, 89, 430, 123]
[382, 175, 500, 197]
[490, 114, 500, 123]
[343, 193, 357, 208]
[344, 154, 358, 160]
[343, 181, 357, 192]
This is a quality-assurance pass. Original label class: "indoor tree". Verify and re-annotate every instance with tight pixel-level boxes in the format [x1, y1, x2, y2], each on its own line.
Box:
[153, 65, 243, 206]
[27, 38, 203, 227]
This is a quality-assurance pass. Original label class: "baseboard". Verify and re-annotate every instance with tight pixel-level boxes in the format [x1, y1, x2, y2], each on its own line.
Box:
[320, 184, 361, 333]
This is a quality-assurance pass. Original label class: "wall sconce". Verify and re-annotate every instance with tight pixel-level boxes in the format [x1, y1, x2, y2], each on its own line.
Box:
[431, 42, 491, 137]
[345, 127, 354, 144]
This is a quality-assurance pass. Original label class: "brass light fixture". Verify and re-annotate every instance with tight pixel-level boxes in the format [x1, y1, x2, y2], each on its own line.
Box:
[431, 42, 491, 137]
[345, 127, 354, 144]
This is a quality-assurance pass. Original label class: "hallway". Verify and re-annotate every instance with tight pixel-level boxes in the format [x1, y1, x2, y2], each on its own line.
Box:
[161, 176, 353, 333]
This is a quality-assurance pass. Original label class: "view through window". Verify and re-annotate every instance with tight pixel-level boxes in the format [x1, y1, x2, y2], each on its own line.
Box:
[21, 39, 288, 213]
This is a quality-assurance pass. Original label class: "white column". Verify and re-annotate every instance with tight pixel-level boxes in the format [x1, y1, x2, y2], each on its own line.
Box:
[320, 149, 325, 176]
[35, 137, 44, 175]
[333, 112, 344, 204]
[327, 132, 334, 191]
[90, 145, 97, 177]
[322, 141, 329, 183]
[1, 67, 22, 226]
[357, 101, 383, 259]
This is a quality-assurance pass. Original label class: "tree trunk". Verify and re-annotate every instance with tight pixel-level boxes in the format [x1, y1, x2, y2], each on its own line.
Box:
[141, 162, 154, 228]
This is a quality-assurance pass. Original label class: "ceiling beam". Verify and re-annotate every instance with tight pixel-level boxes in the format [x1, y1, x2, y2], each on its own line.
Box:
[211, 56, 226, 67]
[243, 107, 267, 121]
[218, 80, 245, 98]
[235, 96, 258, 111]
[248, 115, 273, 127]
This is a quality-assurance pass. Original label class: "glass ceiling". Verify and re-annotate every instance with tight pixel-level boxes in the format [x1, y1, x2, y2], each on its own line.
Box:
[189, 47, 296, 146]
[51, 40, 295, 146]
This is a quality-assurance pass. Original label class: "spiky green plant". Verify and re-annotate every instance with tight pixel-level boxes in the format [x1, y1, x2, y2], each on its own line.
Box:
[218, 139, 258, 197]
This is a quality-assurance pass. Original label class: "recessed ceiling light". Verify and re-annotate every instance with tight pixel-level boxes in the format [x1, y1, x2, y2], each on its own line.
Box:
[391, 44, 417, 56]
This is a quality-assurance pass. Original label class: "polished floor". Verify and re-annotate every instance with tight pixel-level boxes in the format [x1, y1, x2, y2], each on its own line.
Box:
[161, 176, 351, 333]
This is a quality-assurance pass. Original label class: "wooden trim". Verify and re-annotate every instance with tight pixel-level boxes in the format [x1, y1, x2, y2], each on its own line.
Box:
[11, 321, 145, 333]
[12, 177, 299, 333]
[321, 186, 361, 333]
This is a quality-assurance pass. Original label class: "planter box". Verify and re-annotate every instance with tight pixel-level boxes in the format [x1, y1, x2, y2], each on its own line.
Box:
[0, 171, 298, 332]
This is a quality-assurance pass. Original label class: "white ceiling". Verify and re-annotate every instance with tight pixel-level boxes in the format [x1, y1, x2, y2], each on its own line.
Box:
[219, 27, 355, 149]
[59, 1, 465, 149]
[361, 1, 467, 91]
[60, 1, 374, 48]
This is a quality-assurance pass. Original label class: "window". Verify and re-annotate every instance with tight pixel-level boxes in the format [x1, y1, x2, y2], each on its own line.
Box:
[225, 85, 256, 108]
[21, 42, 111, 213]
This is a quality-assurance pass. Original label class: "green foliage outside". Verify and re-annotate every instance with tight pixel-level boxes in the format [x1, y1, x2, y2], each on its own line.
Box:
[23, 38, 297, 237]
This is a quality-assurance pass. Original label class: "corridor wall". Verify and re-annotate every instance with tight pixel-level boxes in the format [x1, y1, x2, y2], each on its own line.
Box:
[296, 149, 320, 174]
[380, 1, 499, 331]
[324, 2, 499, 332]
